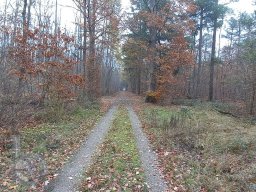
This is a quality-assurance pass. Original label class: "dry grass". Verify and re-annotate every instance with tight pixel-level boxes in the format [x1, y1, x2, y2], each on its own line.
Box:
[141, 104, 256, 191]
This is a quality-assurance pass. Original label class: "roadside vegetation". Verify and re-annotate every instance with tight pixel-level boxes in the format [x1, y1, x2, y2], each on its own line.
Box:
[0, 105, 102, 192]
[140, 103, 256, 191]
[80, 107, 147, 191]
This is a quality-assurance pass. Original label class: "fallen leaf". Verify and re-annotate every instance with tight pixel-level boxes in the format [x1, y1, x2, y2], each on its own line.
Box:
[9, 185, 18, 190]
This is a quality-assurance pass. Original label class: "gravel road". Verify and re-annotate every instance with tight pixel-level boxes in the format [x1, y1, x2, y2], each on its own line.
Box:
[46, 96, 168, 192]
[46, 106, 117, 192]
[127, 106, 168, 192]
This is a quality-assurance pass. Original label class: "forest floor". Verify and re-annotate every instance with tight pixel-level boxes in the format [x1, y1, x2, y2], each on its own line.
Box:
[1, 92, 256, 191]
[138, 100, 256, 191]
[0, 104, 103, 191]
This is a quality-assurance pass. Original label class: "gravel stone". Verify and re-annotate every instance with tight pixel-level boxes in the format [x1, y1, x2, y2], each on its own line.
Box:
[127, 106, 168, 192]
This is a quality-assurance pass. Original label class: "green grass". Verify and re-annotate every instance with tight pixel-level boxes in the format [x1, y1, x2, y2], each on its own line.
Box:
[21, 106, 102, 153]
[0, 106, 102, 192]
[141, 104, 256, 191]
[81, 107, 148, 192]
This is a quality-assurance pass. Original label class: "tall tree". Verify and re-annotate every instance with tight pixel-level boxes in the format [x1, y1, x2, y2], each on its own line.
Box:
[208, 0, 227, 101]
[124, 0, 195, 101]
[193, 0, 214, 97]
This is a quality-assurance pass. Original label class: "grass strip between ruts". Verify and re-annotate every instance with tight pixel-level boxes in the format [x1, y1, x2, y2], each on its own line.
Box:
[81, 106, 148, 192]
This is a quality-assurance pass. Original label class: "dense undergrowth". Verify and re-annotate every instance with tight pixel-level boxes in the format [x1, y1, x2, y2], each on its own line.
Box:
[141, 103, 256, 191]
[0, 104, 102, 191]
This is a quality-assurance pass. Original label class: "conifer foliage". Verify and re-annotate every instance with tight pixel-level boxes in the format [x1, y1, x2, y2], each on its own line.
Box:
[123, 0, 195, 102]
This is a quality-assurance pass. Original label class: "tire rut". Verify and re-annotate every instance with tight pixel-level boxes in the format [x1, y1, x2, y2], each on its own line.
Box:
[46, 100, 167, 192]
[46, 106, 117, 192]
[127, 106, 168, 192]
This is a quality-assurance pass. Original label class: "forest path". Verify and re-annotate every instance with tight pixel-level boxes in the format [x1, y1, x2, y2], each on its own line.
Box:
[47, 106, 118, 192]
[127, 106, 168, 192]
[47, 92, 167, 192]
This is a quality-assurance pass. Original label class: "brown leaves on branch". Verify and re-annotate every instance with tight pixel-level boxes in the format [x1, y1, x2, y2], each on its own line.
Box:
[9, 27, 83, 103]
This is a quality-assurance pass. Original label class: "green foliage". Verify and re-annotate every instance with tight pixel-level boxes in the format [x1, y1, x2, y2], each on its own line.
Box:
[36, 100, 100, 124]
[17, 185, 30, 192]
[194, 0, 228, 28]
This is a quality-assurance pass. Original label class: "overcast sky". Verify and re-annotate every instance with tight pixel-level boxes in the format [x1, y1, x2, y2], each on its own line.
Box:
[120, 0, 255, 12]
[0, 0, 255, 29]
[58, 0, 255, 28]
[228, 0, 254, 14]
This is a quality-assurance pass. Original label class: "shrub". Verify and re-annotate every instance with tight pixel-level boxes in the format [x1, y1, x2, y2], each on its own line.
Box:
[145, 91, 161, 103]
[226, 138, 251, 154]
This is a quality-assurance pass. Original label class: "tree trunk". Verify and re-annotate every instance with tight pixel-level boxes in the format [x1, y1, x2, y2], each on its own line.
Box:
[137, 68, 141, 94]
[196, 8, 203, 97]
[250, 83, 256, 115]
[209, 3, 218, 101]
[147, 0, 158, 92]
[87, 0, 100, 99]
[17, 0, 28, 97]
[148, 27, 157, 92]
[83, 0, 87, 95]
[54, 0, 58, 35]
